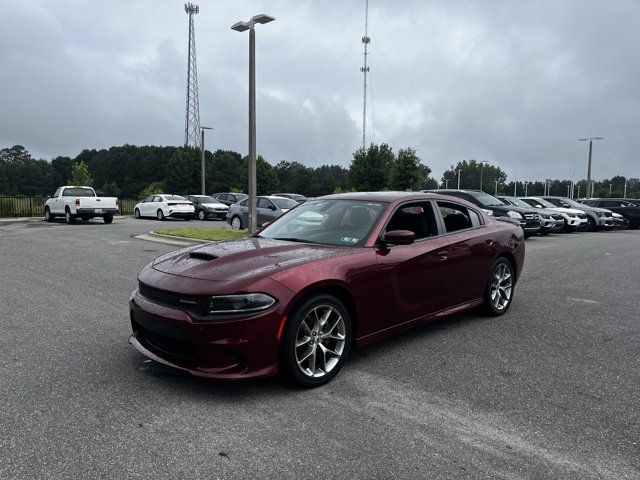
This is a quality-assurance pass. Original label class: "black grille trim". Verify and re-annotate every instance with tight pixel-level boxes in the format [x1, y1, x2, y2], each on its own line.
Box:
[139, 283, 208, 315]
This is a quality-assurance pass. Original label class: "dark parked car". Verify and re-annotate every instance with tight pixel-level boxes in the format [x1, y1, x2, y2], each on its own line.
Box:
[428, 189, 541, 237]
[226, 195, 298, 230]
[184, 195, 229, 221]
[211, 192, 248, 206]
[579, 198, 640, 229]
[129, 192, 525, 387]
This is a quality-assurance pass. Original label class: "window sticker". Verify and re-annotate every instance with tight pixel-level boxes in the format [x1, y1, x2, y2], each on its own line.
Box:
[340, 236, 359, 244]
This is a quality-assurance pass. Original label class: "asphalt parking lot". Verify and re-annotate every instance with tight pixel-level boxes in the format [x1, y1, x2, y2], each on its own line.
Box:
[1, 217, 639, 479]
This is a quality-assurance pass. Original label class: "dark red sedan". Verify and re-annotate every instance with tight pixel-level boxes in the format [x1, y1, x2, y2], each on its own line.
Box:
[129, 192, 525, 387]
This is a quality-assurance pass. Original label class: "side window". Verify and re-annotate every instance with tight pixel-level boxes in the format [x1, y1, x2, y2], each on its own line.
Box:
[53, 188, 62, 197]
[468, 209, 483, 227]
[385, 202, 438, 240]
[239, 199, 248, 207]
[219, 194, 228, 201]
[258, 198, 271, 209]
[143, 196, 153, 203]
[153, 196, 162, 203]
[437, 201, 474, 233]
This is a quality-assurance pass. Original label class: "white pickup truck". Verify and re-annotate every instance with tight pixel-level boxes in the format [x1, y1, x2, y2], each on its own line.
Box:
[45, 186, 119, 224]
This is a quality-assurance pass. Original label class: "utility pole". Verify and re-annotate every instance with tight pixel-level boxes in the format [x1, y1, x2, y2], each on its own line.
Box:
[579, 137, 603, 198]
[361, 0, 370, 149]
[184, 3, 201, 147]
[199, 126, 212, 195]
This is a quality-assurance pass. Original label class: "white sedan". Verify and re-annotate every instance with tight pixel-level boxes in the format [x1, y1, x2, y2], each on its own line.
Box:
[134, 194, 195, 221]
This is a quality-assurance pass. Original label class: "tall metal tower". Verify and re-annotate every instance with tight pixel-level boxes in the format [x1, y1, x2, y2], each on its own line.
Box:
[360, 0, 370, 150]
[184, 3, 201, 148]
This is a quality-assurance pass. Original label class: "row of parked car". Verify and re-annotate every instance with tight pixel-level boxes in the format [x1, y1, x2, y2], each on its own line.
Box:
[426, 189, 640, 236]
[132, 192, 307, 224]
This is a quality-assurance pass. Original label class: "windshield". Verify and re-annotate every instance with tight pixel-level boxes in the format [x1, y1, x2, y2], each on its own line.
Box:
[526, 198, 556, 208]
[271, 197, 298, 210]
[500, 196, 531, 209]
[62, 187, 95, 197]
[195, 196, 218, 203]
[259, 199, 388, 247]
[470, 192, 506, 206]
[556, 198, 584, 208]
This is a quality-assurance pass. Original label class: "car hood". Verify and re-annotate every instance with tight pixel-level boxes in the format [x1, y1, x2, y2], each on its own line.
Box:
[152, 237, 355, 281]
[547, 207, 584, 215]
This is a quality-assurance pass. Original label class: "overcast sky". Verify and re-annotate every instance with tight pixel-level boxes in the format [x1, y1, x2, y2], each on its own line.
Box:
[1, 0, 639, 181]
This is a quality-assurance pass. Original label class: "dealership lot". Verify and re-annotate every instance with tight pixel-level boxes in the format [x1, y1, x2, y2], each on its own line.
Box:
[1, 218, 639, 479]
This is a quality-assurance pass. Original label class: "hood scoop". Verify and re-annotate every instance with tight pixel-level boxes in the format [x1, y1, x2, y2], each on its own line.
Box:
[189, 251, 219, 261]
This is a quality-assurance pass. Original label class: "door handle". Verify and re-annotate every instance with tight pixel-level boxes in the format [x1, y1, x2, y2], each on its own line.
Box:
[485, 239, 494, 246]
[437, 251, 448, 261]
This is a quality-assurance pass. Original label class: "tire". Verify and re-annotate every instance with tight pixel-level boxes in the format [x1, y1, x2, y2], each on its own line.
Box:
[65, 209, 76, 224]
[198, 210, 206, 221]
[280, 294, 352, 388]
[103, 214, 113, 224]
[484, 257, 515, 316]
[45, 207, 54, 222]
[134, 208, 141, 219]
[231, 216, 242, 230]
[586, 216, 597, 232]
[157, 209, 165, 221]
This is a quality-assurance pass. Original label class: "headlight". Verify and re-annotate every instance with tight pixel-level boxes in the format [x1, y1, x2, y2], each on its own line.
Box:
[567, 213, 576, 218]
[206, 293, 276, 314]
[482, 209, 493, 216]
[597, 212, 606, 217]
[539, 214, 549, 220]
[506, 210, 523, 220]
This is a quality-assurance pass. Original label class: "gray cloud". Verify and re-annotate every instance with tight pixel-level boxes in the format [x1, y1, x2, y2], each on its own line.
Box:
[1, 0, 638, 181]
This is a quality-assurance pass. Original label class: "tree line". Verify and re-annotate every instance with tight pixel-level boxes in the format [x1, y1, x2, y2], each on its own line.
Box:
[0, 144, 637, 199]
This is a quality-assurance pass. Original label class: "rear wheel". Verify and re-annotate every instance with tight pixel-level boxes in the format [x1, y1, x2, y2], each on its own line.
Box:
[484, 257, 515, 316]
[103, 214, 113, 224]
[231, 216, 242, 230]
[45, 207, 54, 222]
[65, 209, 76, 224]
[157, 209, 165, 221]
[280, 294, 352, 388]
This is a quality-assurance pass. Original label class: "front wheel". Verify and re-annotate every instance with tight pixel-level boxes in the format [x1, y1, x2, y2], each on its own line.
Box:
[280, 295, 352, 388]
[587, 216, 597, 232]
[134, 208, 141, 219]
[45, 207, 54, 222]
[157, 209, 165, 221]
[231, 216, 242, 230]
[198, 210, 206, 221]
[484, 258, 515, 316]
[103, 214, 113, 224]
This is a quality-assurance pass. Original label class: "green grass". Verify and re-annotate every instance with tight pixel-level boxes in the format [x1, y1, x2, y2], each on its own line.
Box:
[154, 228, 249, 241]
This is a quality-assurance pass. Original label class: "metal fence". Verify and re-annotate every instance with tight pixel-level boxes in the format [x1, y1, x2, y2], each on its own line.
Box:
[0, 196, 140, 218]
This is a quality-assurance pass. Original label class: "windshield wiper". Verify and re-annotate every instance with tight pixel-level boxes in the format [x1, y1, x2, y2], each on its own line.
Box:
[273, 237, 316, 244]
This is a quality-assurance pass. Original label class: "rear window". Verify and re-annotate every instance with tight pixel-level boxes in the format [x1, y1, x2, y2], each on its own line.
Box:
[62, 187, 95, 197]
[163, 195, 187, 201]
[437, 201, 476, 232]
[271, 197, 298, 209]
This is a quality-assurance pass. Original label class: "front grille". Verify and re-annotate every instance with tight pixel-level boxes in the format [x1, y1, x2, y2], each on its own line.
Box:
[604, 212, 612, 217]
[133, 320, 200, 363]
[551, 214, 563, 221]
[139, 283, 208, 315]
[524, 213, 539, 220]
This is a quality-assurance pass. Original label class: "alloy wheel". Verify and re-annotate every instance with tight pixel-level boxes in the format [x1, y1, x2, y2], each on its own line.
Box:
[198, 210, 205, 221]
[294, 305, 346, 378]
[231, 217, 241, 230]
[490, 263, 513, 311]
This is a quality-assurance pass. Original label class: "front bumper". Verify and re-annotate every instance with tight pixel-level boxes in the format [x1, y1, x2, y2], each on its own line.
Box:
[129, 285, 289, 379]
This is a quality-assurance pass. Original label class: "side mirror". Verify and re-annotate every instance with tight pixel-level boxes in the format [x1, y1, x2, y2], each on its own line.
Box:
[383, 230, 415, 246]
[562, 203, 570, 208]
[536, 204, 543, 208]
[268, 205, 277, 211]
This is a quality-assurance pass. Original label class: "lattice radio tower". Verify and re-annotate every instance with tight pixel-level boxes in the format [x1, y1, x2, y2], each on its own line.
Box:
[360, 0, 370, 150]
[184, 3, 201, 147]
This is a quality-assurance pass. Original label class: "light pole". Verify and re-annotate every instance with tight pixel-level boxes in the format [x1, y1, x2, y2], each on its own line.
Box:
[579, 137, 603, 198]
[479, 161, 487, 191]
[494, 180, 499, 196]
[567, 185, 571, 197]
[513, 174, 517, 196]
[609, 183, 612, 197]
[624, 178, 628, 198]
[457, 169, 461, 189]
[576, 184, 581, 198]
[445, 179, 449, 189]
[524, 181, 528, 197]
[199, 126, 212, 195]
[232, 13, 275, 233]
